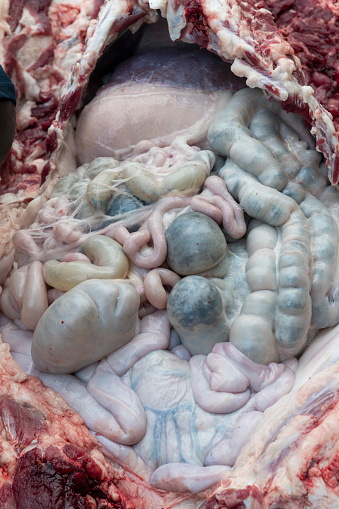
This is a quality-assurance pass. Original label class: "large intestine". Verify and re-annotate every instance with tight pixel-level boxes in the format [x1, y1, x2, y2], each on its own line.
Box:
[10, 81, 339, 364]
[2, 41, 339, 499]
[2, 319, 296, 494]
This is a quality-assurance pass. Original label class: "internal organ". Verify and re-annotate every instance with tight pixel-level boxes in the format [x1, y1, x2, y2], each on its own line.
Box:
[3, 318, 296, 495]
[75, 48, 243, 164]
[208, 325, 339, 508]
[264, 0, 339, 135]
[0, 336, 136, 509]
[5, 43, 339, 502]
[13, 86, 339, 366]
[32, 280, 140, 373]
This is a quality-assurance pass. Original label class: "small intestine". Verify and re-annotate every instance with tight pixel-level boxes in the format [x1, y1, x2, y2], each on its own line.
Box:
[8, 87, 339, 372]
[2, 49, 339, 498]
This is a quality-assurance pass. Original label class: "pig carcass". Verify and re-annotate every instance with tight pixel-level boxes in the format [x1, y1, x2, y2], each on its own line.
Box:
[1, 0, 339, 508]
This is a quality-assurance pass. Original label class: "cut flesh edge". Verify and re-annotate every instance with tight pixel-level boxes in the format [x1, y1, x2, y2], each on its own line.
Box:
[1, 1, 339, 508]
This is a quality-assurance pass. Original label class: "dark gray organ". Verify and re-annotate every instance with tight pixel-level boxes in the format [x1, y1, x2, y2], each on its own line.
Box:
[165, 212, 227, 276]
[167, 276, 229, 355]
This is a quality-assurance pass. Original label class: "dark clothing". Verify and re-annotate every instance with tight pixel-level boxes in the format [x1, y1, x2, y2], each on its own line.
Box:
[0, 65, 16, 105]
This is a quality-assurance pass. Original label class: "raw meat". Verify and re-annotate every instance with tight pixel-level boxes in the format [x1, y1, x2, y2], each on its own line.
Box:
[14, 80, 339, 365]
[1, 0, 338, 275]
[0, 337, 135, 509]
[2, 313, 297, 498]
[1, 0, 339, 507]
[208, 325, 339, 508]
[0, 0, 103, 282]
[264, 0, 339, 136]
[38, 0, 338, 187]
[0, 318, 210, 508]
[1, 0, 102, 199]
